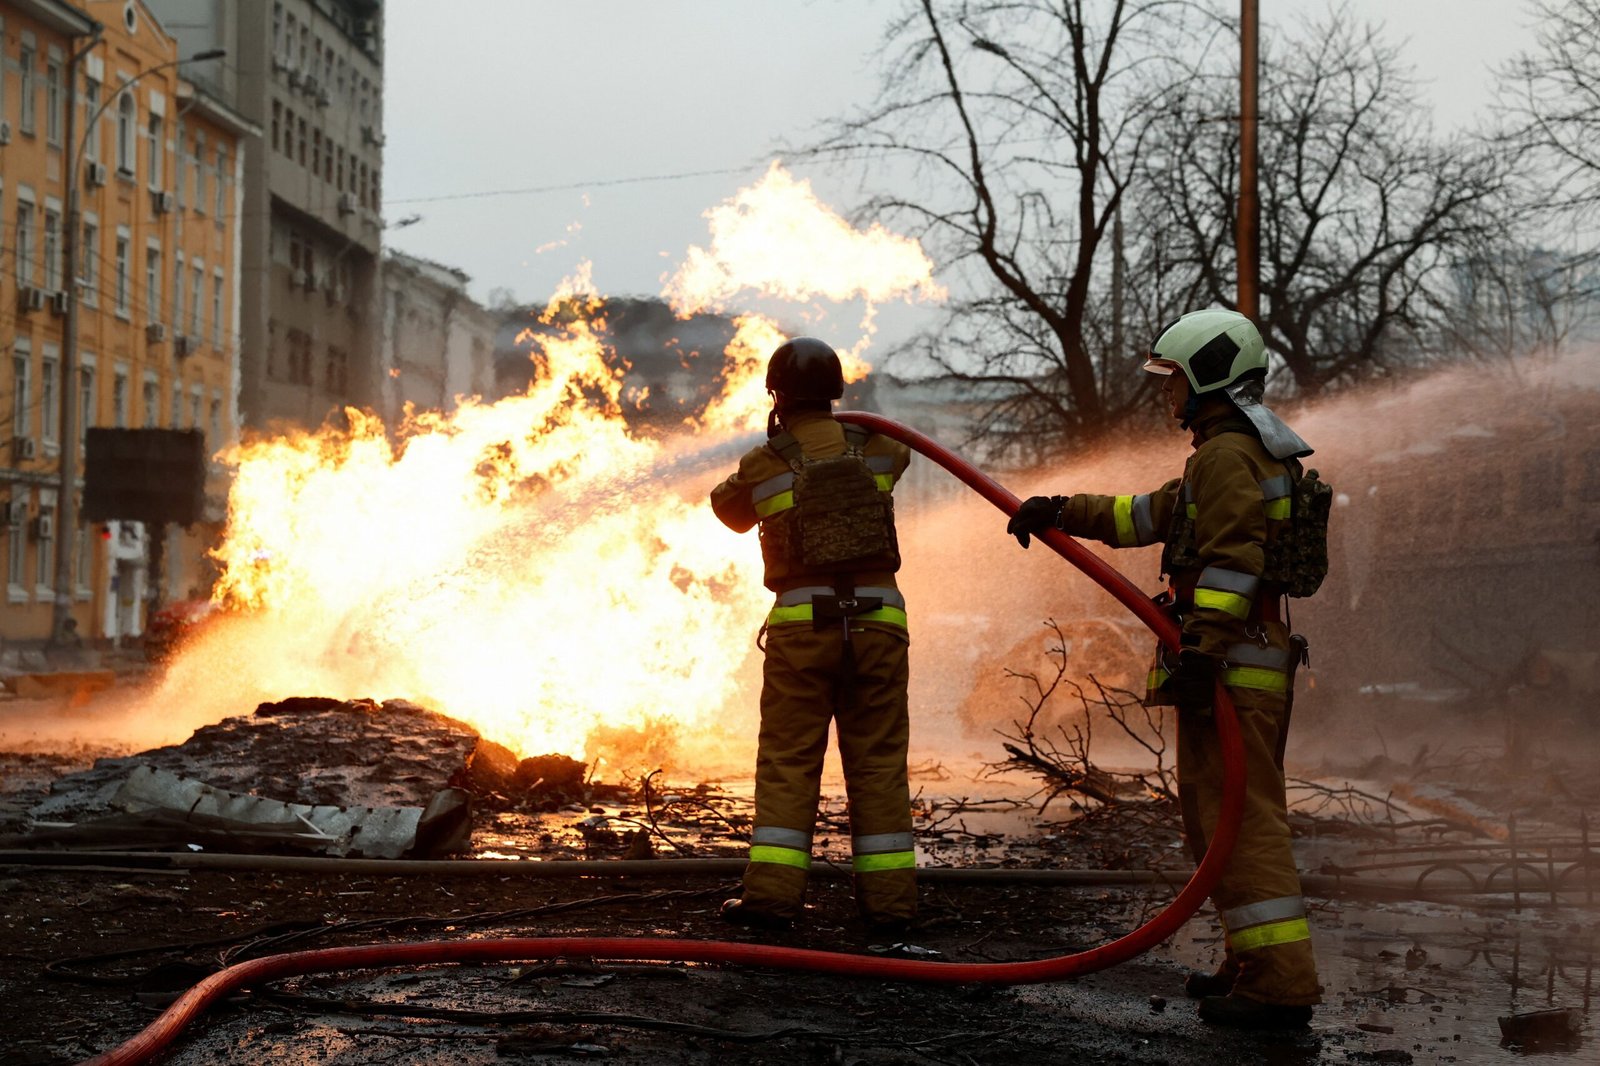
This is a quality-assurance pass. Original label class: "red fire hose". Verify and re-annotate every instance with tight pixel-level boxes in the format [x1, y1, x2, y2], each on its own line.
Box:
[81, 414, 1245, 1066]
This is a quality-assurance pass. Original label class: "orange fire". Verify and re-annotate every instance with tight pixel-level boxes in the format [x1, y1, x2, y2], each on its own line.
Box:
[154, 164, 942, 771]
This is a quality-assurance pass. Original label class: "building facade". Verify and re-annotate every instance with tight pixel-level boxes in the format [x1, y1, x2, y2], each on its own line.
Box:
[0, 0, 255, 645]
[379, 251, 494, 426]
[150, 0, 384, 432]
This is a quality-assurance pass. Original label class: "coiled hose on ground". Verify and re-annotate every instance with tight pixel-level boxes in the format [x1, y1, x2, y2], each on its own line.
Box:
[81, 413, 1245, 1066]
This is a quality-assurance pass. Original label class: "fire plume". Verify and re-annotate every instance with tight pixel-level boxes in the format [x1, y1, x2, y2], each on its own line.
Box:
[153, 166, 943, 769]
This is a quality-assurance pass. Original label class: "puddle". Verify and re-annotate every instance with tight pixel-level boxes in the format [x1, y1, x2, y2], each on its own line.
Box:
[1159, 902, 1597, 1064]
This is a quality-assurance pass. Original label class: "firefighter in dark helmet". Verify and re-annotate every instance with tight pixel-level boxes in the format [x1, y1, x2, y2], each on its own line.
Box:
[710, 337, 916, 933]
[1008, 309, 1324, 1028]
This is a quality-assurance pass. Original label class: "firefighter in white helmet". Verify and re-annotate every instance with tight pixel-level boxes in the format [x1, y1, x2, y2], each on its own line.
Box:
[1008, 309, 1323, 1028]
[710, 338, 917, 934]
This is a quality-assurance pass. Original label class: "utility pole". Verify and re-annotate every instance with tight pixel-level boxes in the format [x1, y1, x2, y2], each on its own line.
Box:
[1237, 0, 1260, 323]
[51, 46, 226, 645]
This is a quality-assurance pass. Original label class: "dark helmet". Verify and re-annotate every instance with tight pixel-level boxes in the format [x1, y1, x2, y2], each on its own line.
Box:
[766, 337, 844, 402]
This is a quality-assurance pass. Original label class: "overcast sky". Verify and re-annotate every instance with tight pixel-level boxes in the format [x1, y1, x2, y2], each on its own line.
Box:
[382, 0, 1541, 320]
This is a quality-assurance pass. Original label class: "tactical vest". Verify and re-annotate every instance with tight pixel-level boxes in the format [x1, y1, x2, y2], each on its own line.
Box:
[756, 424, 901, 581]
[1162, 458, 1330, 599]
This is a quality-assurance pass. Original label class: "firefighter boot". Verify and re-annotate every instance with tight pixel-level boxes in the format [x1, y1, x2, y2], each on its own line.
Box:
[1198, 994, 1313, 1029]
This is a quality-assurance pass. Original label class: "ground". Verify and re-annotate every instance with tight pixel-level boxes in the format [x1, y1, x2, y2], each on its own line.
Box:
[0, 860, 1591, 1065]
[0, 693, 1595, 1064]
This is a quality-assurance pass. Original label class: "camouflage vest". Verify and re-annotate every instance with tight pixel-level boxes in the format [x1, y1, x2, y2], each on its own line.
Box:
[758, 425, 901, 577]
[1162, 457, 1330, 599]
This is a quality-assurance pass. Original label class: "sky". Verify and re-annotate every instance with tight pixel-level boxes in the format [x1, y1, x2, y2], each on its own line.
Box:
[381, 0, 1543, 323]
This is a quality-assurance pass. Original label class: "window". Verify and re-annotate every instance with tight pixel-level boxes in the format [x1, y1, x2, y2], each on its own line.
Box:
[34, 501, 54, 594]
[266, 319, 277, 379]
[326, 346, 349, 394]
[79, 363, 95, 441]
[193, 133, 207, 213]
[369, 166, 379, 210]
[142, 377, 158, 428]
[113, 231, 130, 316]
[145, 244, 162, 321]
[209, 393, 221, 446]
[112, 367, 129, 428]
[147, 114, 163, 189]
[286, 11, 298, 68]
[272, 3, 284, 62]
[336, 145, 345, 191]
[75, 522, 91, 596]
[16, 201, 35, 287]
[312, 129, 322, 179]
[214, 147, 227, 217]
[190, 263, 203, 337]
[13, 350, 32, 438]
[170, 381, 183, 428]
[298, 116, 307, 166]
[189, 388, 202, 431]
[19, 42, 36, 135]
[116, 92, 136, 175]
[81, 219, 99, 307]
[173, 252, 185, 330]
[272, 101, 281, 153]
[46, 56, 63, 145]
[358, 161, 369, 209]
[174, 121, 186, 208]
[83, 79, 101, 161]
[211, 271, 224, 347]
[41, 350, 57, 444]
[42, 208, 60, 291]
[287, 329, 312, 384]
[7, 494, 26, 599]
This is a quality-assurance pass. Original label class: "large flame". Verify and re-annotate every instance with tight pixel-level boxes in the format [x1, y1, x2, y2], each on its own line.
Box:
[160, 164, 943, 769]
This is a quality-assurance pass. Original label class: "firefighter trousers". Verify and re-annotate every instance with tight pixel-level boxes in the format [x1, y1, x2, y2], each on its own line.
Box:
[1178, 689, 1322, 1006]
[740, 623, 916, 923]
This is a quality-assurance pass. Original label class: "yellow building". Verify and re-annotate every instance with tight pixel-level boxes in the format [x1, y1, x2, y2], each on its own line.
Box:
[0, 0, 257, 648]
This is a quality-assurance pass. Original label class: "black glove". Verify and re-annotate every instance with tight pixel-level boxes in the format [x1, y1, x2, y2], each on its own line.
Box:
[1169, 649, 1219, 716]
[1007, 495, 1067, 548]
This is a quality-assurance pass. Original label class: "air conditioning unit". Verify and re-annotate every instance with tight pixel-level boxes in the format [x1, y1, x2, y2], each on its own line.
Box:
[87, 161, 109, 187]
[6, 500, 27, 525]
[30, 514, 54, 541]
[17, 287, 45, 313]
[287, 70, 303, 89]
[152, 190, 175, 214]
[174, 334, 193, 359]
[303, 76, 319, 98]
[13, 437, 37, 461]
[360, 125, 384, 147]
[49, 291, 69, 316]
[0, 121, 11, 146]
[145, 322, 168, 344]
[316, 87, 331, 108]
[299, 270, 315, 291]
[337, 191, 356, 216]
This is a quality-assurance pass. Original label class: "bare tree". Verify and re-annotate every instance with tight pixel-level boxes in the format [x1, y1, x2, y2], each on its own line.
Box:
[813, 0, 1215, 451]
[1139, 11, 1507, 393]
[1501, 0, 1600, 231]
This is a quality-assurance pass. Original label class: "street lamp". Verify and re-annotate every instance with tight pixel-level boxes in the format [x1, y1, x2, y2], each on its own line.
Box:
[50, 45, 226, 646]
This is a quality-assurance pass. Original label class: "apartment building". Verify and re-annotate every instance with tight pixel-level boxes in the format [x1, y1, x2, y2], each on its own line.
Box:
[0, 0, 257, 644]
[379, 251, 495, 426]
[150, 0, 384, 432]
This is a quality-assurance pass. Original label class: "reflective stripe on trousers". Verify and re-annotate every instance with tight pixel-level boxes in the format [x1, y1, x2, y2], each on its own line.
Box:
[749, 825, 812, 870]
[852, 830, 915, 873]
[1223, 895, 1312, 952]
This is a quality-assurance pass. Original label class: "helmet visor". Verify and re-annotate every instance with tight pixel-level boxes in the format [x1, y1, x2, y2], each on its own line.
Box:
[1142, 356, 1179, 376]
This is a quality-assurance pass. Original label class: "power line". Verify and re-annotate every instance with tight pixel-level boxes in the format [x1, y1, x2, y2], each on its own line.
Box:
[381, 164, 770, 207]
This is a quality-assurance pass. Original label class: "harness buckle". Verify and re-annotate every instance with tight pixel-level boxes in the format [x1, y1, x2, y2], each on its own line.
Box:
[1245, 623, 1270, 649]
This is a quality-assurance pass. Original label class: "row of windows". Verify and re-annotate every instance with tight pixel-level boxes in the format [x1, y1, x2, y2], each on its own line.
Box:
[270, 99, 380, 210]
[2, 30, 233, 219]
[267, 320, 349, 393]
[7, 347, 223, 445]
[272, 2, 380, 117]
[3, 490, 92, 602]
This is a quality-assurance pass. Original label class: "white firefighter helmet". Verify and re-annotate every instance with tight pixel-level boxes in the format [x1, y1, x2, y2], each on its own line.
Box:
[1144, 309, 1313, 459]
[1143, 309, 1266, 394]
